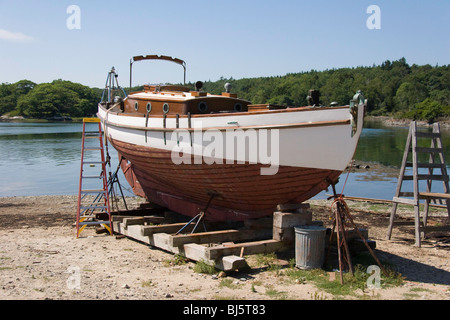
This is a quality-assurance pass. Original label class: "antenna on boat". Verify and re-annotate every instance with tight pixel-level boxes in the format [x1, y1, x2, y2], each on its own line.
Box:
[129, 54, 187, 90]
[100, 67, 127, 104]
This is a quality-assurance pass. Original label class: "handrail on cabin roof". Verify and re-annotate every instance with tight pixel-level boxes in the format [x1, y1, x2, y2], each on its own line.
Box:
[129, 54, 186, 89]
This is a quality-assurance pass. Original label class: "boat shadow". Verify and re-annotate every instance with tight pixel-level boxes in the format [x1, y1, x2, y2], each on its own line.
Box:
[230, 248, 450, 286]
[376, 249, 450, 286]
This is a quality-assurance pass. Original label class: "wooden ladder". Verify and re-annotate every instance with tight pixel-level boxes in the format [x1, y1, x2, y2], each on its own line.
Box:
[76, 118, 113, 238]
[386, 121, 450, 247]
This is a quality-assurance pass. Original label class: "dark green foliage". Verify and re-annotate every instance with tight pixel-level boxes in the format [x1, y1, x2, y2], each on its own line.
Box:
[7, 80, 99, 119]
[403, 98, 449, 123]
[0, 58, 449, 119]
[0, 80, 36, 115]
[201, 58, 449, 121]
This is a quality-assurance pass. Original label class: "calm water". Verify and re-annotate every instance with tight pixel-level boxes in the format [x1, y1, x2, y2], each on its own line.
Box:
[0, 121, 130, 197]
[0, 120, 449, 200]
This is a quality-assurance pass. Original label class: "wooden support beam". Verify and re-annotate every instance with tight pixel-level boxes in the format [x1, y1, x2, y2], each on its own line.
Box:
[393, 197, 417, 205]
[141, 222, 195, 236]
[218, 255, 247, 270]
[402, 174, 449, 181]
[170, 228, 272, 247]
[111, 207, 166, 216]
[204, 239, 291, 260]
[276, 203, 310, 212]
[152, 233, 179, 253]
[181, 244, 246, 270]
[120, 216, 166, 227]
[419, 192, 450, 200]
[112, 215, 290, 271]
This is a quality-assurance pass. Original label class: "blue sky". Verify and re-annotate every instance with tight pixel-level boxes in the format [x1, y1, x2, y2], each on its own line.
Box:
[0, 0, 449, 88]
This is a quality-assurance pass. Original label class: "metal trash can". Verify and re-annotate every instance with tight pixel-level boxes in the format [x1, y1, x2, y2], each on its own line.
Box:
[294, 225, 326, 269]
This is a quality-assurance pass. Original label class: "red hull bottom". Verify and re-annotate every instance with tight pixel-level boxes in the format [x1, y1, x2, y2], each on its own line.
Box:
[112, 139, 341, 221]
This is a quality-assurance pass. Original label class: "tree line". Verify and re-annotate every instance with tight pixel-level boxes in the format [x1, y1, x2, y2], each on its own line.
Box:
[200, 58, 449, 123]
[0, 79, 100, 119]
[1, 58, 449, 122]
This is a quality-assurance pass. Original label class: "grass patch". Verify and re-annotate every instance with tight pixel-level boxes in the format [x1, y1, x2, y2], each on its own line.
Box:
[265, 286, 288, 300]
[403, 287, 432, 299]
[213, 295, 240, 300]
[249, 253, 283, 273]
[409, 287, 431, 293]
[193, 260, 218, 275]
[403, 292, 421, 300]
[310, 291, 326, 300]
[285, 252, 404, 299]
[0, 267, 13, 271]
[253, 253, 277, 267]
[219, 278, 241, 289]
[164, 254, 188, 267]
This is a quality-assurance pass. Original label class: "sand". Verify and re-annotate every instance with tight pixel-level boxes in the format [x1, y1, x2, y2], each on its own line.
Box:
[0, 195, 449, 301]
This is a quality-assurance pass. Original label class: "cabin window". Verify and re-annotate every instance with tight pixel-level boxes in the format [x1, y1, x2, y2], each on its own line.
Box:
[146, 102, 152, 113]
[198, 101, 208, 113]
[163, 103, 170, 114]
[134, 102, 139, 111]
[234, 103, 243, 112]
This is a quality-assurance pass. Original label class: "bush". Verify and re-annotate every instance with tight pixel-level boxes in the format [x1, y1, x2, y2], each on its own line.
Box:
[404, 98, 446, 123]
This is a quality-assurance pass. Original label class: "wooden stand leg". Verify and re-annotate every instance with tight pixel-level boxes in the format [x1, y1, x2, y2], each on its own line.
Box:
[386, 202, 398, 240]
[414, 204, 421, 247]
[337, 207, 353, 277]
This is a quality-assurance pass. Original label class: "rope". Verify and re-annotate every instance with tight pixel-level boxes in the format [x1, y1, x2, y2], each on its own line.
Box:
[329, 159, 354, 221]
[340, 159, 354, 197]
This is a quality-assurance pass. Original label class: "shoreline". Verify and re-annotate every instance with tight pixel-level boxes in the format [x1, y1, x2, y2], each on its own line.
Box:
[2, 115, 450, 128]
[364, 115, 450, 128]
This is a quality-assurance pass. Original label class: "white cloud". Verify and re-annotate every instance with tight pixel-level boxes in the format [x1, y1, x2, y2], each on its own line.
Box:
[0, 29, 34, 42]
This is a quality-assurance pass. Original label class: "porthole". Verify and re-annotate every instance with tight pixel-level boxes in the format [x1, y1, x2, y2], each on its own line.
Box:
[163, 103, 170, 114]
[198, 101, 208, 113]
[146, 102, 152, 113]
[134, 102, 139, 111]
[234, 103, 243, 112]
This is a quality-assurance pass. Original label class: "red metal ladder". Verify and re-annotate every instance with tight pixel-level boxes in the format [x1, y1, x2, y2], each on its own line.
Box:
[76, 118, 113, 237]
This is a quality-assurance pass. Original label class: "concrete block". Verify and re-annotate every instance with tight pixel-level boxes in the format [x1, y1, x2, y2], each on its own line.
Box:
[273, 211, 312, 229]
[273, 226, 295, 242]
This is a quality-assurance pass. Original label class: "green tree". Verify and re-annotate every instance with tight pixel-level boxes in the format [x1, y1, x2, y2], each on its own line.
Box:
[15, 80, 98, 118]
[0, 80, 36, 115]
[405, 98, 445, 123]
[18, 83, 79, 118]
[393, 82, 428, 112]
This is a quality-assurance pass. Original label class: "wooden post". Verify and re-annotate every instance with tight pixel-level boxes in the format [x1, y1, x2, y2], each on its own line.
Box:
[411, 121, 422, 247]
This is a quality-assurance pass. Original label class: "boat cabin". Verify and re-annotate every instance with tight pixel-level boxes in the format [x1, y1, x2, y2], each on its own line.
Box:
[120, 83, 251, 116]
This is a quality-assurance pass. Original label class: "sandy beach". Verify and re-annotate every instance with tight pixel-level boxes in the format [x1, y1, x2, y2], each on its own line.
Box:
[0, 195, 449, 301]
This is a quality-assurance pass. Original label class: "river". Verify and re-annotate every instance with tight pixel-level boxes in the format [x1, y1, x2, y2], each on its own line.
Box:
[1, 120, 449, 200]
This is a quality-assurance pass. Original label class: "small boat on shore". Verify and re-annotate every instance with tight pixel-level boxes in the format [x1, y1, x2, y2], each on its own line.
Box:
[97, 55, 366, 221]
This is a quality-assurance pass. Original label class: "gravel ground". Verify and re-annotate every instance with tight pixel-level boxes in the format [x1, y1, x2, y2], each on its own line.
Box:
[0, 195, 449, 301]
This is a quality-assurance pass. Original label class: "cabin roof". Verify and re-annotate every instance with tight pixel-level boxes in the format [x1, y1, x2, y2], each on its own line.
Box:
[127, 90, 248, 102]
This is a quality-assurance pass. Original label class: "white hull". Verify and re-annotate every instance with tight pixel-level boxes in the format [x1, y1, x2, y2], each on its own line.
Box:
[98, 102, 364, 172]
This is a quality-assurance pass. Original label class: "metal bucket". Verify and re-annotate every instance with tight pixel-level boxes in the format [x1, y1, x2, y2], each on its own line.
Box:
[294, 225, 326, 269]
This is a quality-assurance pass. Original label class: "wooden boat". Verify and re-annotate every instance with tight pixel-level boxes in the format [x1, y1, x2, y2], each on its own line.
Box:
[97, 55, 366, 221]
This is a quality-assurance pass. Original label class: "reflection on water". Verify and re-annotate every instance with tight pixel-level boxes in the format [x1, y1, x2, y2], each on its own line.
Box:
[316, 120, 450, 200]
[0, 122, 128, 197]
[1, 120, 449, 200]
